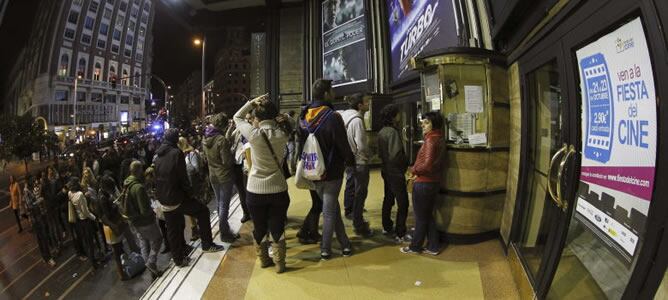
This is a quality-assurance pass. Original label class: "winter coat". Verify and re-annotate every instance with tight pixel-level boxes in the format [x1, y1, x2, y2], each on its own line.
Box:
[123, 175, 155, 227]
[412, 130, 446, 183]
[9, 181, 22, 210]
[202, 127, 234, 184]
[340, 109, 369, 165]
[378, 125, 408, 175]
[153, 141, 191, 207]
[298, 101, 355, 182]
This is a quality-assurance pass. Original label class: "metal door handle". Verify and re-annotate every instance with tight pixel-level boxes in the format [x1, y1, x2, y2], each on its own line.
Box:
[548, 144, 568, 207]
[556, 145, 576, 211]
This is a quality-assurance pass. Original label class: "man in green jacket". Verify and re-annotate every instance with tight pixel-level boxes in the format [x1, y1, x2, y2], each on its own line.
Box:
[124, 160, 164, 278]
[202, 113, 238, 242]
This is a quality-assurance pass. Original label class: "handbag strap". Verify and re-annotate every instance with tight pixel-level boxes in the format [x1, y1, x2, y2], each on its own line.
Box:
[260, 130, 283, 171]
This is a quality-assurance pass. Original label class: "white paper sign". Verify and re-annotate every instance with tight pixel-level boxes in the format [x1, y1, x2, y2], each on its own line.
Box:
[575, 17, 657, 258]
[464, 85, 484, 113]
[468, 133, 487, 146]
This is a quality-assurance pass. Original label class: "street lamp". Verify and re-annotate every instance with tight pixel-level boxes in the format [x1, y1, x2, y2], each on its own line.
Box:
[73, 72, 83, 142]
[193, 35, 206, 118]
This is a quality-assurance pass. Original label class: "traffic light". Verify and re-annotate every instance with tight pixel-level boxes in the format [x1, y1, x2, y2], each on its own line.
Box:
[111, 75, 117, 89]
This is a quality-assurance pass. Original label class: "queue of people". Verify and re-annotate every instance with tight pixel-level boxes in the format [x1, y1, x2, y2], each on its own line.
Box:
[7, 77, 446, 279]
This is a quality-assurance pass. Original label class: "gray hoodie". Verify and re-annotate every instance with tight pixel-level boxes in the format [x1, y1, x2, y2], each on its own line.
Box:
[339, 109, 369, 165]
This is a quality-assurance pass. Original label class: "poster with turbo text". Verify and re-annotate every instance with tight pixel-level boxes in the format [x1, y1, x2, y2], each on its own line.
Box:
[322, 0, 368, 88]
[575, 18, 657, 260]
[386, 0, 458, 82]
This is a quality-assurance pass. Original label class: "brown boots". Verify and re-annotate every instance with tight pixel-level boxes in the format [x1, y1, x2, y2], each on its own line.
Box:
[271, 240, 286, 274]
[254, 240, 274, 268]
[255, 239, 286, 273]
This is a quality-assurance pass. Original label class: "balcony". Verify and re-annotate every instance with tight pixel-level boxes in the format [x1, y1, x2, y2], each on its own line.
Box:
[55, 75, 147, 95]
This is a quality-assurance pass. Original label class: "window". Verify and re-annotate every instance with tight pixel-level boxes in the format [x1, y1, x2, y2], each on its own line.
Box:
[136, 42, 143, 51]
[109, 66, 116, 81]
[128, 20, 135, 31]
[138, 26, 145, 37]
[68, 10, 79, 24]
[73, 0, 83, 7]
[77, 91, 86, 102]
[93, 63, 102, 80]
[84, 16, 94, 29]
[99, 23, 109, 35]
[132, 97, 140, 105]
[135, 53, 143, 61]
[97, 39, 106, 49]
[125, 34, 133, 46]
[141, 14, 147, 24]
[58, 54, 69, 76]
[91, 93, 103, 102]
[107, 0, 115, 5]
[103, 8, 112, 19]
[134, 72, 141, 86]
[119, 1, 127, 12]
[111, 44, 119, 53]
[105, 94, 116, 103]
[120, 95, 129, 104]
[124, 49, 132, 57]
[55, 90, 69, 101]
[116, 17, 124, 28]
[81, 34, 91, 45]
[89, 2, 99, 13]
[122, 70, 129, 85]
[130, 7, 138, 18]
[77, 58, 87, 77]
[113, 29, 121, 41]
[143, 3, 150, 11]
[64, 28, 75, 40]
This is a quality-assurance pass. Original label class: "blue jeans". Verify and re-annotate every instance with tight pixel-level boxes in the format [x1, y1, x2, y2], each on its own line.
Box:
[314, 180, 351, 253]
[409, 182, 440, 252]
[212, 180, 234, 236]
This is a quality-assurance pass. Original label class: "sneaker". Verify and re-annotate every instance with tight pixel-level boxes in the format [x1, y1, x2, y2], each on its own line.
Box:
[320, 252, 332, 261]
[298, 237, 318, 245]
[395, 234, 412, 243]
[47, 259, 57, 267]
[78, 256, 88, 262]
[399, 246, 419, 254]
[354, 223, 374, 238]
[190, 234, 200, 242]
[175, 257, 191, 268]
[202, 243, 225, 253]
[220, 233, 239, 243]
[342, 248, 353, 257]
[423, 248, 440, 256]
[382, 229, 394, 236]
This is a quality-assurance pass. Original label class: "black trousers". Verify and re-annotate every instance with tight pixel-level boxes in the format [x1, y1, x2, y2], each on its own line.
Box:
[74, 219, 100, 268]
[409, 182, 440, 252]
[300, 190, 323, 235]
[32, 216, 51, 262]
[246, 191, 290, 244]
[158, 219, 170, 250]
[381, 171, 410, 237]
[13, 209, 23, 231]
[232, 164, 250, 217]
[164, 198, 213, 263]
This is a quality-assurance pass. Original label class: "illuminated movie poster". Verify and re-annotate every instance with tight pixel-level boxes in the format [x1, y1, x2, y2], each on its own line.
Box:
[322, 0, 368, 88]
[386, 0, 459, 82]
[575, 18, 657, 261]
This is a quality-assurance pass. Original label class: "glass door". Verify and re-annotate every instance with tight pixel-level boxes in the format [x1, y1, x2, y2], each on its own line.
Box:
[513, 58, 576, 293]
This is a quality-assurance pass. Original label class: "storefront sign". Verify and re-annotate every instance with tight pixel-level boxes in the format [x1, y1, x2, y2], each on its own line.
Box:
[386, 0, 458, 82]
[250, 32, 266, 97]
[575, 18, 657, 259]
[321, 0, 368, 88]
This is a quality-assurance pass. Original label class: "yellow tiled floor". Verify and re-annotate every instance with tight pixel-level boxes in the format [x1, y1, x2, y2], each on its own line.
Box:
[203, 170, 519, 300]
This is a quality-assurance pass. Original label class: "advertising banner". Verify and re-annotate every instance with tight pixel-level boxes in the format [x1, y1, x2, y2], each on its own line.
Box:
[322, 0, 368, 88]
[575, 18, 657, 260]
[386, 0, 459, 82]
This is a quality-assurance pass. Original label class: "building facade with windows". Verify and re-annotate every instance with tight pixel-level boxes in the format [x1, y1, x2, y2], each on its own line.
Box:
[3, 0, 154, 141]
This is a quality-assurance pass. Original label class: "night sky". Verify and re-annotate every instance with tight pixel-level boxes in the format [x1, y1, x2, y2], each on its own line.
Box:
[0, 0, 208, 105]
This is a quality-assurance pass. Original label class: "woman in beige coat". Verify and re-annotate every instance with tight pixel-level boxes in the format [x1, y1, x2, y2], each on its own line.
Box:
[9, 175, 24, 233]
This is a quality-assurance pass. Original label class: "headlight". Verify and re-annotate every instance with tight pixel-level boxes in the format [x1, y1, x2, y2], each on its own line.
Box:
[70, 153, 74, 157]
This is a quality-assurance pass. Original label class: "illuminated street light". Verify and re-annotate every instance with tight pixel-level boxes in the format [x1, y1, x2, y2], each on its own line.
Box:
[193, 38, 202, 46]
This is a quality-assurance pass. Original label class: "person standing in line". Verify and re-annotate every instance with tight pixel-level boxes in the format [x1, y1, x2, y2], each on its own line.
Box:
[154, 128, 224, 268]
[340, 93, 373, 237]
[9, 175, 24, 233]
[44, 167, 64, 251]
[123, 161, 164, 278]
[400, 112, 446, 255]
[228, 120, 252, 223]
[67, 177, 101, 268]
[202, 115, 239, 243]
[378, 104, 411, 243]
[178, 137, 204, 242]
[298, 79, 355, 260]
[234, 95, 290, 273]
[24, 176, 57, 267]
[143, 166, 170, 254]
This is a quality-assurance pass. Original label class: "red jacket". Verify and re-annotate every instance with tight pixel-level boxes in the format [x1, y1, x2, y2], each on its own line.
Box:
[412, 130, 446, 183]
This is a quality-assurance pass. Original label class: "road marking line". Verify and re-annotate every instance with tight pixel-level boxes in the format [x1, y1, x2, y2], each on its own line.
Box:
[21, 255, 76, 300]
[56, 267, 93, 300]
[0, 259, 41, 294]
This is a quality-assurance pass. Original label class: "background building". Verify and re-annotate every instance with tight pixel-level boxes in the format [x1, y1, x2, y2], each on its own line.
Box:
[210, 26, 251, 116]
[2, 0, 155, 142]
[172, 70, 201, 127]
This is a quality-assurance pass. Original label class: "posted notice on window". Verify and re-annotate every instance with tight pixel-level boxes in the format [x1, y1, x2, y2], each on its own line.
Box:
[464, 85, 484, 113]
